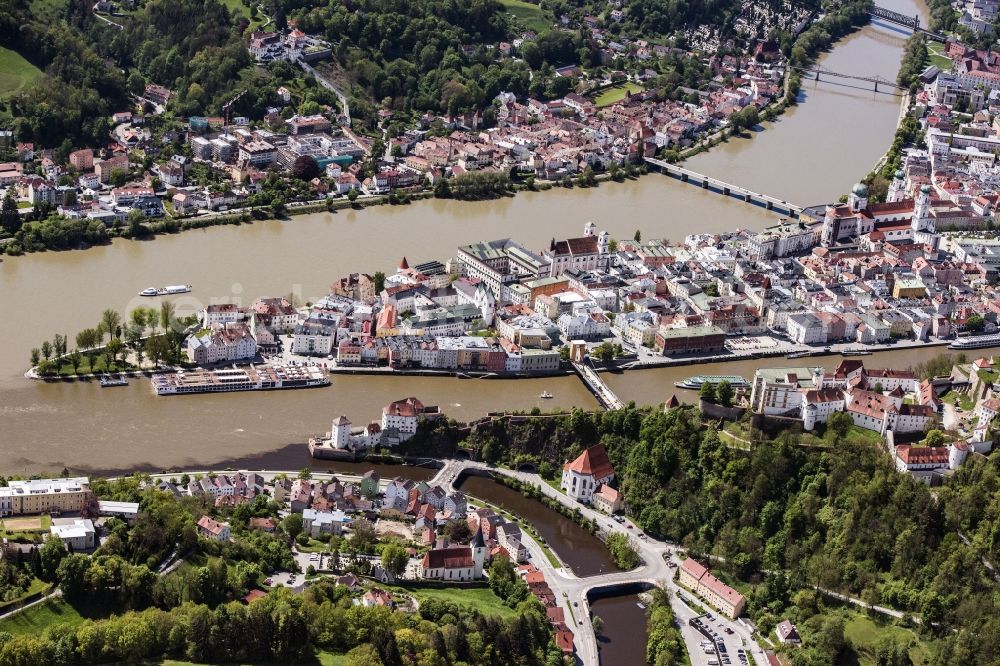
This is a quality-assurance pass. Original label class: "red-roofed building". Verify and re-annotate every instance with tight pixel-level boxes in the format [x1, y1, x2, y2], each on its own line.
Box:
[678, 558, 745, 618]
[196, 515, 231, 542]
[592, 484, 623, 515]
[555, 629, 575, 655]
[242, 589, 267, 604]
[561, 444, 615, 502]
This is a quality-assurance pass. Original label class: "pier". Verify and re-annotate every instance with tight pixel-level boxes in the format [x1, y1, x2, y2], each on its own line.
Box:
[644, 157, 804, 217]
[573, 361, 625, 410]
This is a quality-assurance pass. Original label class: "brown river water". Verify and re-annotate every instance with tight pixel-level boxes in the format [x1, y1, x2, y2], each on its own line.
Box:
[0, 0, 932, 481]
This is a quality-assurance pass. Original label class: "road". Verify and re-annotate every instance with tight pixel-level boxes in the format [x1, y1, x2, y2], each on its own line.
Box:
[432, 460, 768, 666]
[298, 61, 350, 124]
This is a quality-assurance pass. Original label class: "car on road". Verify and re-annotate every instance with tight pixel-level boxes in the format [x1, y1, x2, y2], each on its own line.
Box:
[264, 578, 273, 586]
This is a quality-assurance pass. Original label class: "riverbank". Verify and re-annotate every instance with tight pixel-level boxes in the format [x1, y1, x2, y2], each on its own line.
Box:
[0, 5, 881, 260]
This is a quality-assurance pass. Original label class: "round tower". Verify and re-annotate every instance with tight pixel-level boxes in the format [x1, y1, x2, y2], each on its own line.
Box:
[803, 402, 817, 431]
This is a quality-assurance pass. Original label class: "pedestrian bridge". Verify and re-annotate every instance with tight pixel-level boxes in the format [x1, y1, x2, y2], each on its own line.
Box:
[644, 157, 804, 217]
[572, 361, 625, 410]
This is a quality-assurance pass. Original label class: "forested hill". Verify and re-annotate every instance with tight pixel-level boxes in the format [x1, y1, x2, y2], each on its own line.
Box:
[442, 405, 1000, 664]
[0, 0, 127, 147]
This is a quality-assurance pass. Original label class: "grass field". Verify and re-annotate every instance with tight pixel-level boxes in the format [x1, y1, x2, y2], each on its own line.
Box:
[501, 0, 553, 34]
[595, 83, 645, 107]
[0, 47, 42, 99]
[389, 584, 516, 618]
[926, 42, 953, 71]
[0, 516, 50, 532]
[842, 611, 930, 665]
[0, 599, 84, 636]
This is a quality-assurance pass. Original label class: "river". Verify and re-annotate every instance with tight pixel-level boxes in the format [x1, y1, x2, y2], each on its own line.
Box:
[456, 473, 619, 577]
[0, 0, 930, 475]
[590, 593, 650, 665]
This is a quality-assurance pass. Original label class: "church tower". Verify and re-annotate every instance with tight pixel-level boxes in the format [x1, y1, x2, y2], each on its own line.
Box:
[912, 184, 933, 232]
[887, 170, 906, 203]
[471, 525, 487, 578]
[583, 221, 597, 237]
[848, 183, 868, 213]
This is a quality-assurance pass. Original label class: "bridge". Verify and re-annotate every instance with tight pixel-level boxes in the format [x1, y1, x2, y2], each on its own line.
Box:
[644, 157, 804, 217]
[572, 361, 625, 410]
[789, 64, 907, 93]
[869, 4, 946, 41]
[435, 459, 771, 666]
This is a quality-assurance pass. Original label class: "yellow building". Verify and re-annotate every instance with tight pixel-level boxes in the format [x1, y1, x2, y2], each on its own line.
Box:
[892, 277, 926, 300]
[0, 478, 91, 516]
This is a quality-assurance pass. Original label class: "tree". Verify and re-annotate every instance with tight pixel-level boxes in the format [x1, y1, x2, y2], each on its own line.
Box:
[53, 334, 67, 357]
[40, 341, 53, 360]
[159, 301, 176, 334]
[30, 348, 40, 367]
[101, 309, 122, 341]
[966, 314, 985, 331]
[373, 271, 386, 294]
[444, 520, 471, 543]
[433, 179, 451, 198]
[1, 192, 20, 234]
[109, 168, 129, 188]
[633, 229, 641, 242]
[106, 338, 125, 365]
[380, 544, 408, 579]
[39, 537, 67, 581]
[592, 615, 604, 636]
[716, 380, 734, 407]
[699, 381, 716, 403]
[923, 429, 948, 447]
[77, 328, 101, 353]
[291, 155, 320, 181]
[347, 189, 359, 203]
[827, 411, 853, 439]
[282, 513, 303, 540]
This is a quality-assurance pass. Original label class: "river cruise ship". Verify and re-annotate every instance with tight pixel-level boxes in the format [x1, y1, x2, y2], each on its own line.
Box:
[151, 364, 329, 395]
[950, 333, 1000, 350]
[674, 375, 749, 390]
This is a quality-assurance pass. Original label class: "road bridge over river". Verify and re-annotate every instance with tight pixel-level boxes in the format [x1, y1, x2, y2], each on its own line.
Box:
[644, 157, 804, 217]
[434, 460, 770, 666]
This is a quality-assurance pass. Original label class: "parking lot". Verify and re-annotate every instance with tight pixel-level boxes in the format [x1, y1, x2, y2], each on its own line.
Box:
[688, 614, 753, 666]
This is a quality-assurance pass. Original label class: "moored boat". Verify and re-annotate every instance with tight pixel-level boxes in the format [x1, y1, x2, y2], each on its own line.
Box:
[674, 375, 748, 390]
[539, 390, 553, 399]
[950, 333, 1000, 350]
[99, 374, 129, 387]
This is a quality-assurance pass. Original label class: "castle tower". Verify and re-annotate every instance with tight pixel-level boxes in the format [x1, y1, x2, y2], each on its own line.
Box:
[331, 415, 352, 450]
[802, 402, 817, 431]
[471, 525, 487, 578]
[583, 221, 597, 237]
[848, 183, 868, 213]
